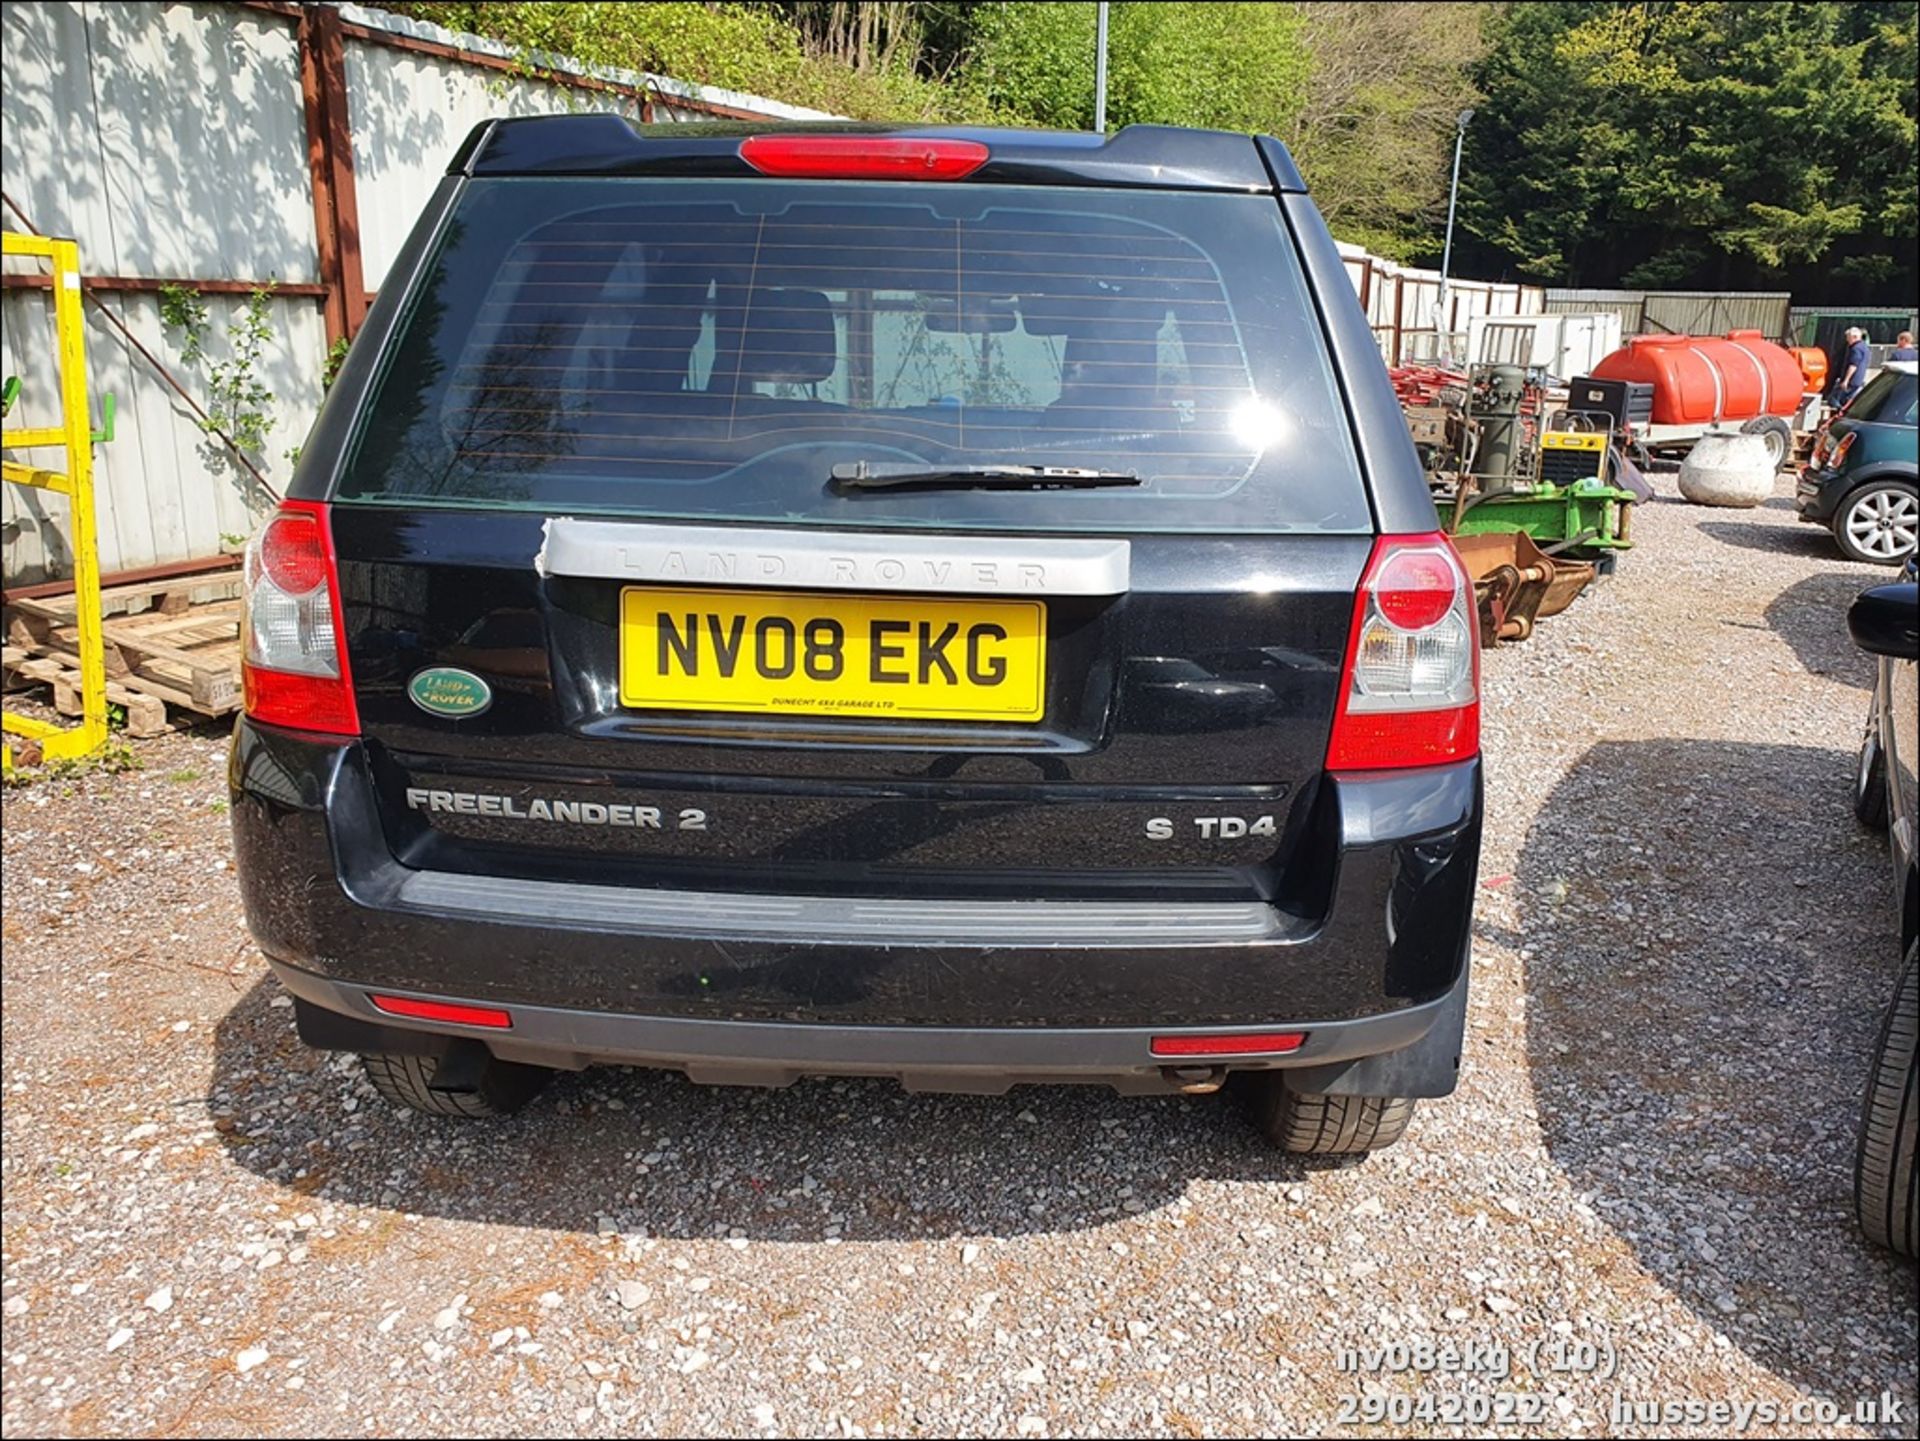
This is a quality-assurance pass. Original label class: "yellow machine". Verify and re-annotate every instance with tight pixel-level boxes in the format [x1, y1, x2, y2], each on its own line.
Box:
[1536, 429, 1609, 487]
[2, 231, 109, 773]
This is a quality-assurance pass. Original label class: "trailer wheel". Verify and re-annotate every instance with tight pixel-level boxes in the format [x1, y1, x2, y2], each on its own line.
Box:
[1740, 415, 1793, 471]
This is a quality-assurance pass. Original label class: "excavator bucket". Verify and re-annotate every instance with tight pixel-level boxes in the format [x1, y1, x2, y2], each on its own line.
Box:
[1449, 531, 1596, 644]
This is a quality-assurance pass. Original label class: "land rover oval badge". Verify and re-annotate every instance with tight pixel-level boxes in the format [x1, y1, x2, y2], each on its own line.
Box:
[409, 667, 492, 719]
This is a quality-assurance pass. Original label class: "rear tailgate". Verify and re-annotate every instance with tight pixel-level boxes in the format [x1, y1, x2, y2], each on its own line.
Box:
[335, 505, 1364, 900]
[320, 139, 1374, 904]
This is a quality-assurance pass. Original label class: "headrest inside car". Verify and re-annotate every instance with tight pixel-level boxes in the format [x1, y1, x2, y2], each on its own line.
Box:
[739, 289, 836, 384]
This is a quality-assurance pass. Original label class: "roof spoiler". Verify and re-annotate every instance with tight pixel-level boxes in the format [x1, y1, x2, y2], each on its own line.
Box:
[447, 115, 1305, 194]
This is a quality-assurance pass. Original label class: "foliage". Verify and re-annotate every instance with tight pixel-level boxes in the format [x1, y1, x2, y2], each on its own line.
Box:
[375, 1, 1916, 301]
[956, 2, 1096, 127]
[1, 740, 140, 787]
[780, 2, 923, 72]
[1284, 4, 1490, 262]
[203, 286, 279, 458]
[321, 336, 351, 391]
[157, 284, 208, 366]
[1458, 1, 1918, 299]
[158, 283, 280, 459]
[388, 3, 995, 121]
[961, 3, 1311, 134]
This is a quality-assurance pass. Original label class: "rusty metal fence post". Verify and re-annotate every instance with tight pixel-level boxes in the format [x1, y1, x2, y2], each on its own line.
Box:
[300, 3, 367, 347]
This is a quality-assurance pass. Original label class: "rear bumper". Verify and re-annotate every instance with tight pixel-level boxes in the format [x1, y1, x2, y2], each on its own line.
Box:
[1796, 466, 1844, 522]
[231, 722, 1481, 1087]
[273, 957, 1467, 1094]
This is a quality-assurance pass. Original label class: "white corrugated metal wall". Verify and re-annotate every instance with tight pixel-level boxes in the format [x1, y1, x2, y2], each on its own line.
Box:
[1335, 242, 1546, 365]
[2, 1, 832, 584]
[341, 14, 643, 289]
[2, 2, 320, 583]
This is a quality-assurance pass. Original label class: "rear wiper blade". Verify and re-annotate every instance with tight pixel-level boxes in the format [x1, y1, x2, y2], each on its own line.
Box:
[830, 462, 1140, 492]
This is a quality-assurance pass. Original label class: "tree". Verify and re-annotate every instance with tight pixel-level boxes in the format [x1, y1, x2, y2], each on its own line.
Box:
[389, 2, 1489, 263]
[777, 3, 923, 74]
[385, 2, 994, 121]
[1284, 3, 1490, 260]
[961, 3, 1311, 135]
[956, 1, 1097, 128]
[1458, 1, 1918, 301]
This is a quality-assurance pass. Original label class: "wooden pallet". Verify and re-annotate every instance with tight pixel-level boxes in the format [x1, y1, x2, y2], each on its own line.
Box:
[2, 647, 170, 737]
[3, 571, 243, 732]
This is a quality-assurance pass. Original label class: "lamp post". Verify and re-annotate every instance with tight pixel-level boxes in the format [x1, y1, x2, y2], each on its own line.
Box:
[1095, 3, 1110, 133]
[1436, 107, 1473, 366]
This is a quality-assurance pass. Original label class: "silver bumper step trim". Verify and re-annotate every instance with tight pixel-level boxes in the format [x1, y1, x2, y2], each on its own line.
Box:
[398, 869, 1280, 946]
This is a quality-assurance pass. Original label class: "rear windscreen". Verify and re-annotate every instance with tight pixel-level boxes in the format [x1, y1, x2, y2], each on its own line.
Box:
[338, 178, 1368, 534]
[1848, 370, 1918, 426]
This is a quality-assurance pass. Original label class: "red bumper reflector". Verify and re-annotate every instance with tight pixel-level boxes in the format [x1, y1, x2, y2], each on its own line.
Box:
[1150, 1031, 1306, 1058]
[739, 135, 989, 181]
[370, 994, 513, 1029]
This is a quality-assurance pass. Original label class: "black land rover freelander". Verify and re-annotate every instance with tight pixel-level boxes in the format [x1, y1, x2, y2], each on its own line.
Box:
[231, 119, 1483, 1154]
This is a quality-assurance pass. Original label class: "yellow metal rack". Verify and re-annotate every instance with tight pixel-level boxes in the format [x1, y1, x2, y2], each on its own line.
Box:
[2, 231, 109, 773]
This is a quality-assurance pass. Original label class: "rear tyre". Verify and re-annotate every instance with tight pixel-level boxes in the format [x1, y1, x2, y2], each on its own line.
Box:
[1740, 414, 1794, 471]
[1833, 480, 1920, 566]
[1855, 708, 1890, 831]
[361, 1051, 553, 1118]
[1853, 946, 1919, 1259]
[1243, 1077, 1416, 1154]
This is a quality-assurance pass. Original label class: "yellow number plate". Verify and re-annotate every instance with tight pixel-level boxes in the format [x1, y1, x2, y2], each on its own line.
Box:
[619, 587, 1046, 722]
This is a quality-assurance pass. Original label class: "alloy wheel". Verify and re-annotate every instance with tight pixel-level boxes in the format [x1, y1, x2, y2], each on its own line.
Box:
[1844, 488, 1919, 561]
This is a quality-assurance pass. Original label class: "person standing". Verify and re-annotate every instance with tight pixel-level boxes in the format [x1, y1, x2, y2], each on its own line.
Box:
[1892, 330, 1918, 362]
[1833, 327, 1872, 408]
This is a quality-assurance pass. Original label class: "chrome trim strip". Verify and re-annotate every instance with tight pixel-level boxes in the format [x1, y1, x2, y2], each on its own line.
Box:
[538, 519, 1131, 596]
[399, 869, 1280, 946]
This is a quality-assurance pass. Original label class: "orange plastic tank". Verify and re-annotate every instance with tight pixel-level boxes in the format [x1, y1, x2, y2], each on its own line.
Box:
[1789, 345, 1828, 395]
[1589, 331, 1805, 424]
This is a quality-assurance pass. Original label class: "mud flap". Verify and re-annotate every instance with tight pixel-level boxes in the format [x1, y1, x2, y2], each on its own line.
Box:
[1281, 963, 1470, 1100]
[294, 996, 444, 1058]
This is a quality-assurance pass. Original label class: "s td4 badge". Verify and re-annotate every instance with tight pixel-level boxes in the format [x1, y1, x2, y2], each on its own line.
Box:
[1146, 815, 1277, 840]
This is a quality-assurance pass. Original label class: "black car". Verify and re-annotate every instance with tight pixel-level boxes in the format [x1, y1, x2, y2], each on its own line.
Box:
[229, 119, 1482, 1154]
[1850, 557, 1919, 1257]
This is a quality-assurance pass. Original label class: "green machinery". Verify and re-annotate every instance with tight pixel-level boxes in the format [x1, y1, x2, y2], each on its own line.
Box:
[1403, 363, 1644, 643]
[1444, 364, 1638, 556]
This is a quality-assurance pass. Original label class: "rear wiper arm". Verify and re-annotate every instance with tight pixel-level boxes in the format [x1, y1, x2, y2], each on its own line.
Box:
[830, 462, 1140, 492]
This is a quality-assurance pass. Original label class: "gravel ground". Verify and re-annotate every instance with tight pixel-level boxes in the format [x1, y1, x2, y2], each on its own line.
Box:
[3, 473, 1915, 1439]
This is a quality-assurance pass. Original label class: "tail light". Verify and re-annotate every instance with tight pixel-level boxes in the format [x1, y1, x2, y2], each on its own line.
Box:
[1829, 431, 1856, 468]
[241, 500, 359, 736]
[739, 135, 989, 181]
[1326, 533, 1479, 772]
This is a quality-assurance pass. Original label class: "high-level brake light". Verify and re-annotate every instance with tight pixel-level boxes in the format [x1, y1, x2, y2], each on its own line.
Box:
[739, 135, 989, 181]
